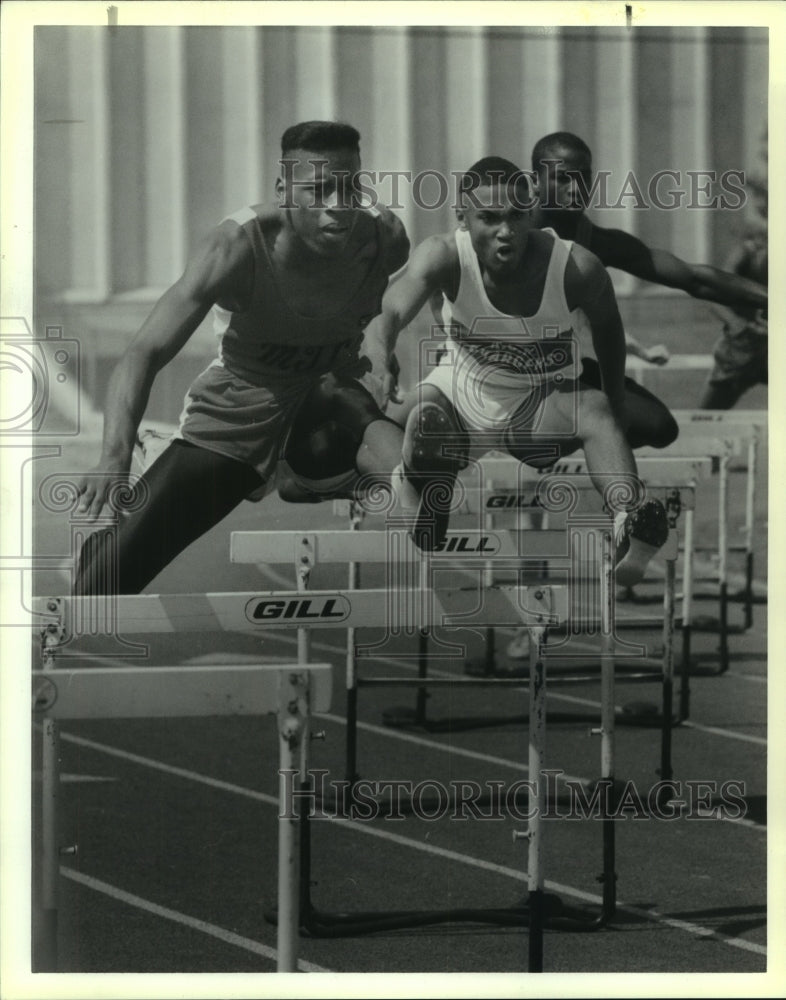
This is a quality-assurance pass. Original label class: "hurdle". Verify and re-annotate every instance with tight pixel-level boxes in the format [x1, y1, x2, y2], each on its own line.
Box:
[229, 528, 615, 968]
[625, 353, 712, 390]
[470, 455, 703, 729]
[670, 409, 766, 632]
[34, 578, 594, 973]
[637, 426, 758, 675]
[337, 460, 693, 744]
[32, 596, 332, 973]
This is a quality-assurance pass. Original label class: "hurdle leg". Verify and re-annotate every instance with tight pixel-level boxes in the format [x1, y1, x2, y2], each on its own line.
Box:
[742, 432, 757, 630]
[660, 553, 676, 782]
[718, 454, 730, 673]
[276, 673, 308, 972]
[526, 625, 547, 972]
[40, 717, 60, 971]
[480, 477, 498, 676]
[344, 504, 363, 811]
[599, 537, 617, 920]
[680, 507, 694, 719]
[414, 557, 431, 727]
[39, 626, 64, 972]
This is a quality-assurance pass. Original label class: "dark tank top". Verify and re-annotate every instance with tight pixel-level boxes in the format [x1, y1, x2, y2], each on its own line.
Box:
[214, 205, 394, 383]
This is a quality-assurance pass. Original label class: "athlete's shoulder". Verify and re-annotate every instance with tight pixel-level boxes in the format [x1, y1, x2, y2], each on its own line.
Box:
[562, 240, 614, 311]
[413, 231, 459, 272]
[566, 238, 606, 278]
[367, 204, 411, 273]
[215, 204, 276, 249]
[581, 219, 648, 270]
[197, 211, 257, 266]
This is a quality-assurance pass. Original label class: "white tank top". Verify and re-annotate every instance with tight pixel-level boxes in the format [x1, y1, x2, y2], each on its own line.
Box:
[425, 227, 588, 432]
[439, 227, 586, 386]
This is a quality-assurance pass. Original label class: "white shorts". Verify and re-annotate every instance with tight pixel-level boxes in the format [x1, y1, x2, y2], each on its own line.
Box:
[420, 344, 573, 453]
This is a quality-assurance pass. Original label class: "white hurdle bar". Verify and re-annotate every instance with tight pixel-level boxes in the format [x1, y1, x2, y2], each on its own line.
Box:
[32, 605, 331, 974]
[625, 353, 712, 388]
[637, 427, 759, 669]
[671, 409, 766, 630]
[464, 458, 697, 701]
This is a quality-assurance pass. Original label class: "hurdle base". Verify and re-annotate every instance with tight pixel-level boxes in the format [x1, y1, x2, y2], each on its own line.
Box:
[382, 704, 527, 733]
[616, 701, 683, 728]
[264, 893, 604, 938]
[464, 654, 671, 684]
[382, 700, 680, 732]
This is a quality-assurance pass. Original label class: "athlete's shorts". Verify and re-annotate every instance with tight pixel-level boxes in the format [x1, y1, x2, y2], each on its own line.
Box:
[419, 344, 574, 457]
[707, 327, 768, 387]
[177, 360, 395, 501]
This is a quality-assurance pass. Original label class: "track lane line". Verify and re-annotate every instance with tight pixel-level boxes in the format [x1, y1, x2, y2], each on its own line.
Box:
[55, 731, 767, 957]
[60, 868, 329, 972]
[680, 720, 766, 746]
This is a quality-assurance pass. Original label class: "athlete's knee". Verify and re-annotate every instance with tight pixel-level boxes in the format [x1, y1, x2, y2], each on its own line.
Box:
[358, 417, 405, 475]
[577, 387, 618, 433]
[651, 408, 679, 447]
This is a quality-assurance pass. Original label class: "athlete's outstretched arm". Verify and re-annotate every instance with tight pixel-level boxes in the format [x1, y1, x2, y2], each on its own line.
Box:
[594, 226, 767, 311]
[75, 222, 252, 520]
[566, 246, 629, 424]
[701, 241, 768, 335]
[362, 235, 456, 406]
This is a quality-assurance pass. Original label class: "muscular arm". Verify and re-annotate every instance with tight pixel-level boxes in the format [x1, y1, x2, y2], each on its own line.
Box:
[77, 222, 252, 518]
[362, 234, 457, 401]
[380, 206, 411, 277]
[588, 225, 767, 310]
[565, 245, 628, 420]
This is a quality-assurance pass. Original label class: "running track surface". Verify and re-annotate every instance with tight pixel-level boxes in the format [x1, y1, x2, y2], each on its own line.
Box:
[18, 413, 781, 992]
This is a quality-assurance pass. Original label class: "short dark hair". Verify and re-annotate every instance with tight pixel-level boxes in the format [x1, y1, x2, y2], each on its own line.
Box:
[531, 132, 592, 173]
[281, 121, 360, 157]
[458, 156, 534, 206]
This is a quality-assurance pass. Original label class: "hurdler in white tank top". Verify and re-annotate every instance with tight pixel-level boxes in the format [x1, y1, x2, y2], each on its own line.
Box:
[425, 227, 588, 431]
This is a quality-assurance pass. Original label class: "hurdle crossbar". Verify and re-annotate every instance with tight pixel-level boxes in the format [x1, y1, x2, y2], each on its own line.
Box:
[472, 450, 730, 683]
[672, 410, 765, 630]
[32, 663, 332, 719]
[34, 585, 566, 636]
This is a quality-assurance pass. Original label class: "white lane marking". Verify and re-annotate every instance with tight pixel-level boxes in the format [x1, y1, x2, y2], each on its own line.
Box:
[320, 819, 767, 957]
[56, 723, 765, 835]
[57, 734, 767, 957]
[681, 720, 767, 746]
[61, 773, 117, 784]
[726, 671, 767, 685]
[60, 867, 329, 973]
[315, 712, 588, 785]
[59, 731, 278, 805]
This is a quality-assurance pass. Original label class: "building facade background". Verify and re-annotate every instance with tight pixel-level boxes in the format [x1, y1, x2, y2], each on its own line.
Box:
[34, 25, 768, 420]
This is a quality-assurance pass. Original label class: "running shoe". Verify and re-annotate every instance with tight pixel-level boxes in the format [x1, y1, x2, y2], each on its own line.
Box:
[614, 499, 670, 587]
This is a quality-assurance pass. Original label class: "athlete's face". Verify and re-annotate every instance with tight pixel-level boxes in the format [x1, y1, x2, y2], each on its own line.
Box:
[459, 183, 535, 276]
[277, 147, 362, 255]
[536, 145, 592, 214]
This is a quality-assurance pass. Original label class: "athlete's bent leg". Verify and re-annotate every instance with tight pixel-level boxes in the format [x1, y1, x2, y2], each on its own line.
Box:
[392, 385, 468, 550]
[579, 357, 678, 449]
[73, 440, 264, 595]
[512, 382, 667, 586]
